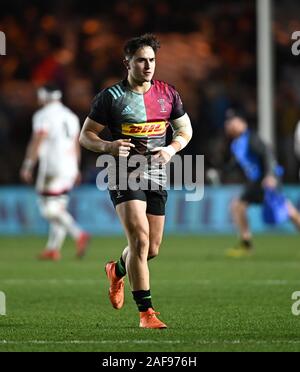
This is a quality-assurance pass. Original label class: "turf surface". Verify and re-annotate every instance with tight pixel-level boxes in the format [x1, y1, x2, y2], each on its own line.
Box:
[1, 235, 300, 352]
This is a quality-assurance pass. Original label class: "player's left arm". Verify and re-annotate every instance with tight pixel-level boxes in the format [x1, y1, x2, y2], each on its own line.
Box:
[169, 113, 193, 151]
[20, 132, 47, 184]
[153, 113, 193, 164]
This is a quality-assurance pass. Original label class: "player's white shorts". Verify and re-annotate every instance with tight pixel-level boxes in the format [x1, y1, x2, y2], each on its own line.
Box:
[38, 194, 69, 220]
[36, 174, 76, 196]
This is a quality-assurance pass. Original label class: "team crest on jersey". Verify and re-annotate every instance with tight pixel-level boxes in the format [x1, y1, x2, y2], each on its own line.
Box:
[121, 121, 167, 137]
[157, 98, 167, 113]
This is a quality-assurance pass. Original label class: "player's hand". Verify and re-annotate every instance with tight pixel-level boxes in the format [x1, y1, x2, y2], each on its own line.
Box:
[262, 175, 278, 189]
[20, 168, 33, 184]
[151, 147, 173, 165]
[108, 139, 135, 157]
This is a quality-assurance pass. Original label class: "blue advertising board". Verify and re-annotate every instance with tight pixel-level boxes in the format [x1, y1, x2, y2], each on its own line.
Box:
[0, 186, 299, 235]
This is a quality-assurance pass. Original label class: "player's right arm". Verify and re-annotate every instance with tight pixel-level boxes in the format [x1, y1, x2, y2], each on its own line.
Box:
[20, 131, 47, 184]
[79, 117, 135, 157]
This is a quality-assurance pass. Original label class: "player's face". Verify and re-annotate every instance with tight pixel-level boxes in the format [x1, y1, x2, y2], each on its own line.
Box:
[127, 46, 156, 83]
[225, 118, 247, 138]
[37, 88, 48, 106]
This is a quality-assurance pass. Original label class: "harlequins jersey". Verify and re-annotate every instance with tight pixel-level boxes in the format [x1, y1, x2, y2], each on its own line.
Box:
[88, 79, 185, 187]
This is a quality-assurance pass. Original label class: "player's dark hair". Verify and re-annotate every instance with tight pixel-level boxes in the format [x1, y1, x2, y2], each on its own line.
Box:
[225, 108, 248, 123]
[42, 83, 61, 93]
[124, 33, 160, 59]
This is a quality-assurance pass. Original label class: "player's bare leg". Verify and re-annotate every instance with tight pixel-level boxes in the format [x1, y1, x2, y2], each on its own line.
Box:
[137, 213, 166, 328]
[105, 200, 166, 328]
[105, 200, 148, 309]
[287, 201, 300, 230]
[231, 199, 251, 241]
[227, 199, 253, 257]
[111, 213, 165, 293]
[147, 214, 165, 260]
[119, 214, 165, 264]
[108, 214, 164, 309]
[116, 200, 150, 291]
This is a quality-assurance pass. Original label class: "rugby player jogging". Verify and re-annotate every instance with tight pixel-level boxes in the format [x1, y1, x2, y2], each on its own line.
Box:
[20, 84, 90, 261]
[80, 34, 193, 328]
[224, 112, 300, 257]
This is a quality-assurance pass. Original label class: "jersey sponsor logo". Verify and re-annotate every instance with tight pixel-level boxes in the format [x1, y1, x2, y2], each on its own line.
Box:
[121, 121, 167, 137]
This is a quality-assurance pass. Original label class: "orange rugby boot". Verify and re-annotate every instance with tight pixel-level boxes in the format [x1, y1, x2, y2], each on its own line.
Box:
[105, 261, 125, 310]
[76, 232, 90, 258]
[139, 308, 167, 329]
[38, 249, 61, 261]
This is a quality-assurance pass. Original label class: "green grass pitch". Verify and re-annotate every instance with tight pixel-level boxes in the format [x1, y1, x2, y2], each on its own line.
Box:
[1, 235, 300, 352]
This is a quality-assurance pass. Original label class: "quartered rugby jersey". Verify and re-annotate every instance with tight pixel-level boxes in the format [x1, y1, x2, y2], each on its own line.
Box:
[88, 79, 185, 155]
[88, 79, 185, 187]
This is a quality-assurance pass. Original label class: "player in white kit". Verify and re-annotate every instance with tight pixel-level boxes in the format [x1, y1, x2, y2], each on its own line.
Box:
[20, 84, 90, 260]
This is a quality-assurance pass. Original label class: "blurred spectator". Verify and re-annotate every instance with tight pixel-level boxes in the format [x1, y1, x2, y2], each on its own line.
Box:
[0, 0, 298, 184]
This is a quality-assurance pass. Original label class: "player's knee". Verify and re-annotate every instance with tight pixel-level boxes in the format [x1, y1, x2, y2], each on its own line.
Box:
[129, 226, 149, 243]
[136, 232, 149, 251]
[148, 241, 161, 259]
[129, 229, 149, 258]
[148, 250, 159, 260]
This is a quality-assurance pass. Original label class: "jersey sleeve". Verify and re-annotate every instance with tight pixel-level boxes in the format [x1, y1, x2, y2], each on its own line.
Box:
[169, 86, 186, 120]
[32, 113, 49, 135]
[88, 89, 112, 126]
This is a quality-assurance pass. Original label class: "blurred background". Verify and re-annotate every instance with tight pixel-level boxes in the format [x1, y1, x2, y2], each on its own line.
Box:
[0, 0, 300, 235]
[2, 1, 300, 352]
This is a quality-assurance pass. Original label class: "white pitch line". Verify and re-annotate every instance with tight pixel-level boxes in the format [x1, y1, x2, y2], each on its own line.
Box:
[0, 279, 299, 286]
[0, 279, 212, 285]
[1, 339, 300, 345]
[0, 279, 101, 285]
[0, 340, 180, 345]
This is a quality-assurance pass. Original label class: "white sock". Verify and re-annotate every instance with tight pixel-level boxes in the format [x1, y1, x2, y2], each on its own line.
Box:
[46, 221, 67, 251]
[57, 210, 82, 240]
